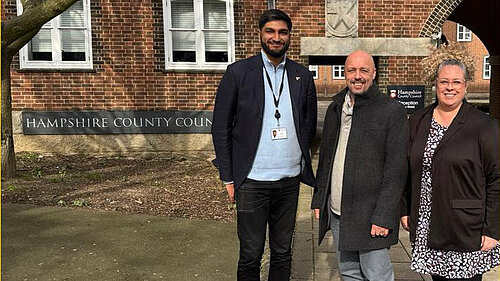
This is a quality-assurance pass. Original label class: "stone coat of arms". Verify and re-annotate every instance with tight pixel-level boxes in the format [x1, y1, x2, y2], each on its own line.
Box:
[326, 0, 358, 37]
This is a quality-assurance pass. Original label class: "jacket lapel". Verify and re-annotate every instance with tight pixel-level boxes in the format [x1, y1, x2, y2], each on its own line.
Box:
[250, 54, 265, 116]
[435, 101, 469, 154]
[413, 105, 433, 168]
[286, 63, 301, 129]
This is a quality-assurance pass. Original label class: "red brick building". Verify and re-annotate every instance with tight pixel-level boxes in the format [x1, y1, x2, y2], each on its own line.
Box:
[312, 20, 491, 110]
[441, 20, 491, 110]
[2, 0, 498, 155]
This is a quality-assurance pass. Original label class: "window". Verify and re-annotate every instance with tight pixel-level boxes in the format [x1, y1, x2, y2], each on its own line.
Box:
[309, 65, 318, 80]
[267, 0, 276, 9]
[457, 24, 472, 42]
[483, 56, 491, 79]
[163, 0, 235, 70]
[17, 0, 93, 69]
[332, 65, 344, 79]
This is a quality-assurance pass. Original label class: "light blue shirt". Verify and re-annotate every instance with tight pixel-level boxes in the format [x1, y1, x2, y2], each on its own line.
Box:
[247, 51, 302, 181]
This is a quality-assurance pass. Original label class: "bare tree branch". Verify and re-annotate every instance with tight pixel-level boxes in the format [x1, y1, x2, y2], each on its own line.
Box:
[2, 0, 79, 47]
[4, 28, 41, 59]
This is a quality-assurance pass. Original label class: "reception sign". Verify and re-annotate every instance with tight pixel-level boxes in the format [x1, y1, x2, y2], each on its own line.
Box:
[387, 85, 425, 114]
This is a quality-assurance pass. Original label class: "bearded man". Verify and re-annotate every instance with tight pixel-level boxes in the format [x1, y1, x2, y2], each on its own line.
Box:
[211, 9, 317, 281]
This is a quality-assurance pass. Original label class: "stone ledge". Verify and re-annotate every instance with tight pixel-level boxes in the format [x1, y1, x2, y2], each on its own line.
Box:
[13, 134, 214, 155]
[301, 37, 434, 57]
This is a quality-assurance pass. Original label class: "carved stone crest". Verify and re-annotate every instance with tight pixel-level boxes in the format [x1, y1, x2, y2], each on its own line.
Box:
[326, 0, 358, 38]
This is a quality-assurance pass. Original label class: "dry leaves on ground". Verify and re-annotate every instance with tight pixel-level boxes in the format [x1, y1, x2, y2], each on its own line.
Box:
[1, 152, 236, 222]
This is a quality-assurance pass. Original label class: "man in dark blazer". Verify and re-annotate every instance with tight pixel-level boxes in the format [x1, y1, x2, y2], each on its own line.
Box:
[311, 51, 408, 281]
[211, 9, 317, 281]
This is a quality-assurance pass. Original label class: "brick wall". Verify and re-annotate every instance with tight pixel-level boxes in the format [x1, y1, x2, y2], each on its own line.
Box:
[442, 20, 490, 93]
[4, 0, 452, 112]
[313, 56, 425, 97]
[358, 0, 439, 38]
[276, 0, 325, 65]
[307, 0, 439, 100]
[313, 66, 345, 99]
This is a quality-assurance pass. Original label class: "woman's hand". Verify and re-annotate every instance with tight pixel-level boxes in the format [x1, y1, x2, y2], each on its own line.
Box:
[400, 216, 410, 232]
[480, 235, 499, 251]
[314, 209, 320, 220]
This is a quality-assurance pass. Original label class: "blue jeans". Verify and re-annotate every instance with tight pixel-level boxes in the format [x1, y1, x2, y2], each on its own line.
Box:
[235, 176, 300, 281]
[329, 211, 394, 281]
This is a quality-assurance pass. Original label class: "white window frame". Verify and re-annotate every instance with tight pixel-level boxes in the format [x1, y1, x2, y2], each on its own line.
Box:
[309, 65, 318, 80]
[17, 0, 93, 70]
[456, 24, 472, 42]
[483, 56, 491, 80]
[332, 65, 344, 79]
[163, 0, 235, 71]
[267, 0, 276, 9]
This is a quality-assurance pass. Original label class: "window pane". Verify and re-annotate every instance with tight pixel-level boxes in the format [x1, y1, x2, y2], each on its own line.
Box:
[172, 31, 196, 62]
[61, 29, 86, 61]
[171, 0, 194, 29]
[333, 65, 344, 78]
[205, 32, 227, 51]
[205, 32, 227, 62]
[205, 51, 227, 62]
[61, 30, 85, 52]
[60, 1, 84, 27]
[172, 31, 195, 50]
[173, 51, 196, 62]
[28, 29, 52, 61]
[484, 57, 491, 78]
[204, 0, 227, 29]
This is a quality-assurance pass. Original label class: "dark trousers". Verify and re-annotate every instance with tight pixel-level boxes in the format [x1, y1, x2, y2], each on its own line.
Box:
[432, 274, 482, 281]
[235, 176, 300, 281]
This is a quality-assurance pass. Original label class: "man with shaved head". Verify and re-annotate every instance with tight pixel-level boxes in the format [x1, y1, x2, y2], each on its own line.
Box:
[311, 50, 409, 280]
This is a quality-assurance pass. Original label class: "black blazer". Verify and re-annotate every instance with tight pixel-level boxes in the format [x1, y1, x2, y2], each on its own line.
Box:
[401, 101, 499, 251]
[211, 54, 317, 189]
[312, 84, 409, 251]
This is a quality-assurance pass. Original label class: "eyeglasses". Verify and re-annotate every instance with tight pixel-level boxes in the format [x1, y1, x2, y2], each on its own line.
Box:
[437, 79, 466, 89]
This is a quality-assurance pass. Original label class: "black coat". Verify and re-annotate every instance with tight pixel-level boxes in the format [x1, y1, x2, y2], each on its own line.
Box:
[400, 101, 499, 251]
[211, 54, 317, 189]
[311, 84, 409, 251]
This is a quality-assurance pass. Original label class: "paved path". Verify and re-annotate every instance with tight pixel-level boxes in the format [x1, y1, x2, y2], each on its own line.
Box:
[289, 159, 499, 281]
[2, 203, 239, 281]
[2, 181, 499, 281]
[290, 184, 428, 281]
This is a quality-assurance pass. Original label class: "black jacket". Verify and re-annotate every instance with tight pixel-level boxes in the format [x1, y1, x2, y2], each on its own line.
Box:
[401, 101, 499, 251]
[312, 84, 409, 251]
[211, 54, 317, 189]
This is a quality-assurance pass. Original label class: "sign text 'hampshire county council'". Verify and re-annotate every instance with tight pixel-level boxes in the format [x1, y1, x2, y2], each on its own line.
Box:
[22, 111, 213, 135]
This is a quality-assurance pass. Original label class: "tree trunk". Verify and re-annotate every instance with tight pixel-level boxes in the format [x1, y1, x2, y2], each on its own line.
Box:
[1, 56, 16, 178]
[1, 0, 82, 178]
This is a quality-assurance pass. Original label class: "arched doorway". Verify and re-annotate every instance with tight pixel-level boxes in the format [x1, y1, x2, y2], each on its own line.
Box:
[420, 0, 500, 120]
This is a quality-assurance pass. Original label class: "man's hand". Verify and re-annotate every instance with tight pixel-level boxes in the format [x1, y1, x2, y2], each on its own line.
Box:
[371, 224, 389, 238]
[314, 209, 320, 220]
[225, 183, 235, 204]
[480, 235, 499, 251]
[400, 216, 410, 232]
